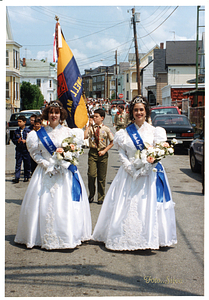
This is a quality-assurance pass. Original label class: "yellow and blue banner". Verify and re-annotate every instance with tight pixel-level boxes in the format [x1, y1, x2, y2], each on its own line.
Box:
[54, 20, 88, 128]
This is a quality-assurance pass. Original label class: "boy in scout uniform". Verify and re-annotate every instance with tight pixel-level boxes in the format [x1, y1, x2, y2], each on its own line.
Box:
[84, 109, 114, 204]
[114, 105, 127, 131]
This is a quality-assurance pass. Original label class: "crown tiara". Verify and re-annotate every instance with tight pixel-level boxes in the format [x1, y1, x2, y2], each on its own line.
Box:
[49, 101, 62, 109]
[132, 96, 146, 105]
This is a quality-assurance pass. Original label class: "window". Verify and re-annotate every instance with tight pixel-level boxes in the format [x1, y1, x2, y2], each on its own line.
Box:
[13, 78, 15, 100]
[16, 82, 19, 100]
[126, 91, 129, 100]
[148, 56, 152, 63]
[127, 73, 129, 83]
[49, 80, 52, 88]
[13, 50, 19, 69]
[37, 79, 41, 87]
[6, 82, 9, 99]
[6, 50, 9, 66]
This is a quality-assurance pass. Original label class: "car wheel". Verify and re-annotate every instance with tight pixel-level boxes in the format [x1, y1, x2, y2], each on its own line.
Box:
[190, 151, 201, 173]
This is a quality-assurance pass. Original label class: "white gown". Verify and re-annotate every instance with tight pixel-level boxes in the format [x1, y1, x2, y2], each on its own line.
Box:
[14, 124, 92, 250]
[92, 121, 177, 251]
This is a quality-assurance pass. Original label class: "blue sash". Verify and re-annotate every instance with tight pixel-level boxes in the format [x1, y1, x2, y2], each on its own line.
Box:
[36, 127, 56, 155]
[126, 123, 170, 203]
[155, 163, 171, 203]
[126, 123, 145, 151]
[36, 127, 81, 202]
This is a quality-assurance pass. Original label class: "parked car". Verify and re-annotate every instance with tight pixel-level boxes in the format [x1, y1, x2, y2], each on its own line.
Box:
[152, 114, 194, 148]
[150, 105, 181, 121]
[189, 131, 204, 173]
[5, 121, 10, 145]
[109, 99, 126, 114]
[8, 110, 41, 139]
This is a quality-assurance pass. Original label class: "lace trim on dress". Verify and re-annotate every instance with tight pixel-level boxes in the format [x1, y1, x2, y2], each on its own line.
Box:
[106, 197, 159, 251]
[41, 171, 64, 198]
[41, 201, 65, 250]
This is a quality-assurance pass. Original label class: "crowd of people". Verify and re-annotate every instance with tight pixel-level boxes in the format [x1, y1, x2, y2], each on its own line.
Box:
[12, 96, 177, 252]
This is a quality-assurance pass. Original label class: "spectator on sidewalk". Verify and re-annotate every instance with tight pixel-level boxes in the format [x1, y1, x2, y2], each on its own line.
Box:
[12, 115, 31, 183]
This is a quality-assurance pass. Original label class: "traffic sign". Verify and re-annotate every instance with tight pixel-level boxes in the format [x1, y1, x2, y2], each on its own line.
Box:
[118, 94, 123, 99]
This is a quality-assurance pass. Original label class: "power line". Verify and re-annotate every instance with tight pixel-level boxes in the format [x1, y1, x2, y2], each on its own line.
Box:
[138, 6, 179, 39]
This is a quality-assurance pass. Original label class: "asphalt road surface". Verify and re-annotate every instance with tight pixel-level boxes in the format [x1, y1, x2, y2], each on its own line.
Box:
[5, 114, 204, 296]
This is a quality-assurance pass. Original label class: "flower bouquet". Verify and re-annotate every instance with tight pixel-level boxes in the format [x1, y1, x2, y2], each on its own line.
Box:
[56, 135, 84, 166]
[46, 135, 84, 177]
[132, 139, 177, 179]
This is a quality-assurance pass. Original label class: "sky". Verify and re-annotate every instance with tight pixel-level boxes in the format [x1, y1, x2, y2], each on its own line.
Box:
[3, 0, 206, 75]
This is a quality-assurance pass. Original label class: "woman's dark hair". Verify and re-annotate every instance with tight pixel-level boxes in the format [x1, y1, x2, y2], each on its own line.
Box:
[41, 100, 68, 121]
[129, 95, 150, 122]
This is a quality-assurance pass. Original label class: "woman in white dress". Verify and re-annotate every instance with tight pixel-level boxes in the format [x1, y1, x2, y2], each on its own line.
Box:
[93, 96, 177, 251]
[14, 101, 92, 250]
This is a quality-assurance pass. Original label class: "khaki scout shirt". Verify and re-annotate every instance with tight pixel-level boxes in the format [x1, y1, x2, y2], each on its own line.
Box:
[114, 111, 127, 127]
[88, 124, 114, 151]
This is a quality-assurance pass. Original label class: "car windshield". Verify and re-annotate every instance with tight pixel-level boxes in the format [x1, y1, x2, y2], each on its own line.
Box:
[151, 107, 178, 117]
[10, 113, 35, 121]
[153, 116, 190, 126]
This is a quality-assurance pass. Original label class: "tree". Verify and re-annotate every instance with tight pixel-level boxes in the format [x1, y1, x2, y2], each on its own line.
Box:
[111, 93, 116, 100]
[20, 81, 44, 110]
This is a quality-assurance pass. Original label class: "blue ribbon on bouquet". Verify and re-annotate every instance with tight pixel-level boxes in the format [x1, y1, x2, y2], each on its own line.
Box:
[155, 162, 171, 203]
[126, 123, 145, 151]
[36, 127, 81, 202]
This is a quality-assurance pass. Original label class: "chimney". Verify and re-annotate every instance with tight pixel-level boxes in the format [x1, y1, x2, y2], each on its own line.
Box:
[160, 43, 164, 49]
[23, 58, 26, 67]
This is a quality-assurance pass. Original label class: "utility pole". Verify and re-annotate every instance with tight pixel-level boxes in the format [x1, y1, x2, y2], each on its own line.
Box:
[115, 50, 118, 99]
[195, 6, 200, 106]
[106, 67, 109, 100]
[132, 8, 141, 95]
[195, 5, 205, 106]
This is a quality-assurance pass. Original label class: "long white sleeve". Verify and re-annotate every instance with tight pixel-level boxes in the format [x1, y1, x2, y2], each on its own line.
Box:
[26, 130, 50, 169]
[118, 146, 136, 177]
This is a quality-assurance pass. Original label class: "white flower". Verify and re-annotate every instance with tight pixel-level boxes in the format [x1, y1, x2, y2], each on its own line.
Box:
[56, 152, 63, 160]
[152, 168, 157, 172]
[64, 151, 73, 160]
[147, 147, 155, 154]
[158, 149, 165, 156]
[168, 147, 174, 154]
[172, 138, 178, 145]
[62, 142, 68, 147]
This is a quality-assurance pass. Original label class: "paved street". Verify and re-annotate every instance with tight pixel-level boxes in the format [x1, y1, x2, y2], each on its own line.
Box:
[5, 114, 204, 296]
